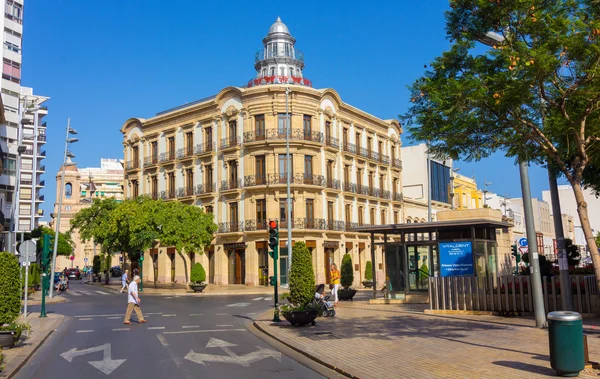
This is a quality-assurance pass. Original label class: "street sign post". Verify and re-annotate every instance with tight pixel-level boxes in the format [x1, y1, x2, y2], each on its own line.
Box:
[18, 240, 36, 320]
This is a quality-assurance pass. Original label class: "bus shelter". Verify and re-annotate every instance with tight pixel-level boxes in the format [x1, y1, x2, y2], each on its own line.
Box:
[353, 219, 512, 300]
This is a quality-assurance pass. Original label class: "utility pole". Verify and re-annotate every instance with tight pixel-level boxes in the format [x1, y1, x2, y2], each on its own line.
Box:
[548, 168, 574, 311]
[519, 161, 546, 328]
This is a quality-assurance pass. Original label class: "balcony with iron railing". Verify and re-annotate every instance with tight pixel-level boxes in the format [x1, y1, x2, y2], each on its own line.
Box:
[276, 218, 327, 230]
[125, 160, 140, 171]
[392, 158, 403, 169]
[177, 187, 195, 198]
[144, 155, 159, 167]
[255, 49, 305, 63]
[177, 147, 195, 160]
[218, 221, 244, 233]
[327, 220, 346, 232]
[244, 174, 267, 187]
[369, 187, 381, 198]
[244, 219, 268, 232]
[160, 190, 176, 200]
[393, 192, 402, 202]
[247, 75, 312, 88]
[220, 178, 242, 191]
[358, 185, 369, 196]
[299, 174, 325, 186]
[196, 183, 215, 195]
[221, 136, 242, 150]
[380, 189, 391, 200]
[159, 151, 176, 164]
[243, 129, 323, 144]
[342, 142, 357, 155]
[326, 178, 341, 190]
[325, 136, 339, 149]
[343, 182, 357, 193]
[195, 142, 215, 155]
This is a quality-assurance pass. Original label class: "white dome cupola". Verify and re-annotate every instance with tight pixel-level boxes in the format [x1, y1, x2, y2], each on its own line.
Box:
[248, 17, 312, 87]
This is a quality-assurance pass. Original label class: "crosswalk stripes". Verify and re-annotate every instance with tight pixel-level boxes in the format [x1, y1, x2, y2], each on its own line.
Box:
[68, 291, 82, 296]
[95, 291, 110, 295]
[65, 289, 110, 297]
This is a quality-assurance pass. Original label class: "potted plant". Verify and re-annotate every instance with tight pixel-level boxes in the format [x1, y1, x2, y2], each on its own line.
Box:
[362, 261, 374, 288]
[0, 252, 23, 348]
[338, 253, 357, 300]
[280, 242, 318, 327]
[189, 262, 207, 292]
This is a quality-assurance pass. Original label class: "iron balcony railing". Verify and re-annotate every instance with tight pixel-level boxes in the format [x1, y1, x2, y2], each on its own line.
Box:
[244, 174, 267, 187]
[195, 142, 215, 155]
[300, 174, 325, 186]
[144, 155, 159, 166]
[344, 182, 357, 193]
[342, 142, 357, 154]
[125, 160, 140, 170]
[380, 190, 391, 200]
[325, 136, 339, 149]
[220, 179, 242, 191]
[159, 151, 176, 163]
[196, 183, 215, 195]
[369, 187, 381, 198]
[380, 154, 390, 165]
[160, 190, 176, 199]
[327, 220, 346, 231]
[394, 192, 403, 202]
[244, 219, 268, 232]
[358, 185, 369, 196]
[177, 187, 195, 197]
[392, 158, 403, 169]
[218, 221, 244, 233]
[326, 178, 341, 190]
[255, 49, 305, 63]
[221, 136, 241, 149]
[244, 128, 323, 144]
[177, 147, 195, 159]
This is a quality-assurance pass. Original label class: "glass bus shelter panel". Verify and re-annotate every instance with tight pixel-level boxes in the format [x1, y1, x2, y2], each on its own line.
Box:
[408, 245, 430, 292]
[385, 245, 405, 293]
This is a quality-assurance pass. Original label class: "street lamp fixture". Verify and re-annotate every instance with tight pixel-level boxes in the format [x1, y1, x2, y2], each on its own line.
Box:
[49, 118, 78, 299]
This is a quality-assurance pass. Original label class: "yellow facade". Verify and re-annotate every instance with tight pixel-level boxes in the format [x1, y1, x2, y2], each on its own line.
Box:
[453, 173, 484, 210]
[120, 85, 406, 287]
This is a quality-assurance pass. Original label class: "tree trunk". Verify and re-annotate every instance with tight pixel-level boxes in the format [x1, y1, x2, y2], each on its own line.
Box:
[571, 183, 600, 288]
[177, 251, 189, 286]
[105, 254, 110, 285]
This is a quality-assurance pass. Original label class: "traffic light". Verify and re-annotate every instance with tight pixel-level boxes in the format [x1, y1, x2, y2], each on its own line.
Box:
[269, 276, 277, 286]
[511, 245, 520, 274]
[41, 234, 51, 270]
[268, 220, 279, 259]
[139, 251, 144, 262]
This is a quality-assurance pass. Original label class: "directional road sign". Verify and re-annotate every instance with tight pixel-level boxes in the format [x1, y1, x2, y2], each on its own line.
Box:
[518, 238, 528, 248]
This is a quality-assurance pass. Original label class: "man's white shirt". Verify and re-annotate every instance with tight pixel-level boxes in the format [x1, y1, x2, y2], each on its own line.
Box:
[128, 281, 138, 304]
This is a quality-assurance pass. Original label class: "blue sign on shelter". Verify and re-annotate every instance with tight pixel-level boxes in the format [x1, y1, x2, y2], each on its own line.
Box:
[439, 242, 474, 277]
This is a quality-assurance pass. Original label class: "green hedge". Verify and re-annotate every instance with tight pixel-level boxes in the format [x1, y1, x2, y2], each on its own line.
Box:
[341, 253, 354, 288]
[0, 252, 22, 324]
[364, 261, 373, 281]
[93, 255, 101, 275]
[191, 262, 206, 283]
[289, 242, 315, 307]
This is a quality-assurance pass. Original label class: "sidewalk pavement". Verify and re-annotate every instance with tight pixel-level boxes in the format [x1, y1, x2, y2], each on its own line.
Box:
[24, 290, 67, 306]
[254, 301, 600, 378]
[0, 313, 65, 378]
[84, 276, 291, 296]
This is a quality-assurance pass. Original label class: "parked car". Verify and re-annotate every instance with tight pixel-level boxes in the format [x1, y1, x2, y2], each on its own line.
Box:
[110, 266, 122, 277]
[66, 268, 81, 280]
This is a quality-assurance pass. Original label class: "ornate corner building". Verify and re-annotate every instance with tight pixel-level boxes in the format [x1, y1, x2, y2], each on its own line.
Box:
[121, 18, 407, 287]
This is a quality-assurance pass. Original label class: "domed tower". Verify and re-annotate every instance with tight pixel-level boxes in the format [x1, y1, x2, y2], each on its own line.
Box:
[248, 17, 312, 87]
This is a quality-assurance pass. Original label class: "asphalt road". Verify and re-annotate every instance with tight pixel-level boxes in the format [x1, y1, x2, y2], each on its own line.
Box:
[17, 280, 326, 379]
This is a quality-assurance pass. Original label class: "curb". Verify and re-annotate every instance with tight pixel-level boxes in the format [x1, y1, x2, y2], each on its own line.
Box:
[4, 315, 65, 379]
[252, 312, 359, 379]
[84, 281, 277, 297]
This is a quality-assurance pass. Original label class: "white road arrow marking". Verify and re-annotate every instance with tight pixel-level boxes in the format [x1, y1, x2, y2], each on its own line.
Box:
[60, 343, 126, 375]
[184, 338, 281, 367]
[252, 297, 264, 301]
[226, 303, 250, 307]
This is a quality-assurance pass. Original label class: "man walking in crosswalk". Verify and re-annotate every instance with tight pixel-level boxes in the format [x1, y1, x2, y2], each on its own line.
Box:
[120, 270, 129, 293]
[123, 275, 147, 325]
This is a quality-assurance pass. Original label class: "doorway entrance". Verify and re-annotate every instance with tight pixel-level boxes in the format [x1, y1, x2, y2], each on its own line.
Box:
[257, 242, 268, 286]
[324, 248, 334, 284]
[168, 250, 175, 283]
[407, 245, 431, 292]
[228, 250, 245, 284]
[279, 247, 289, 286]
[208, 250, 215, 284]
[384, 244, 405, 295]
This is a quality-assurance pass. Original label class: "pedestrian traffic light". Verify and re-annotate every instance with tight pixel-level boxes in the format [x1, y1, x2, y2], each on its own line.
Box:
[511, 245, 518, 258]
[139, 251, 144, 262]
[511, 244, 520, 275]
[268, 220, 279, 259]
[269, 276, 277, 286]
[41, 234, 51, 270]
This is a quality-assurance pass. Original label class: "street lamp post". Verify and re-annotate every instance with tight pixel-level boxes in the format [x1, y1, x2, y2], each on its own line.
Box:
[285, 87, 292, 279]
[48, 118, 78, 299]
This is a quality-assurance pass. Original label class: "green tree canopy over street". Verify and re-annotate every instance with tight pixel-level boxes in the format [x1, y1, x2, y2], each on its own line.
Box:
[401, 0, 600, 282]
[31, 226, 73, 257]
[70, 197, 217, 284]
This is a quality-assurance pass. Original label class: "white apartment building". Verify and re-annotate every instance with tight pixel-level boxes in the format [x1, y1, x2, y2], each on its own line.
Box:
[542, 185, 600, 257]
[510, 197, 556, 260]
[0, 1, 48, 251]
[486, 193, 525, 240]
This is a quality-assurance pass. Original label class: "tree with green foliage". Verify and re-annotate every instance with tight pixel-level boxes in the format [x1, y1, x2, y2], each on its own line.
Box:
[364, 261, 373, 282]
[156, 201, 217, 284]
[32, 226, 74, 258]
[0, 252, 21, 324]
[92, 255, 101, 275]
[341, 253, 354, 289]
[70, 198, 120, 254]
[565, 238, 581, 266]
[190, 263, 206, 284]
[402, 0, 600, 286]
[288, 242, 315, 308]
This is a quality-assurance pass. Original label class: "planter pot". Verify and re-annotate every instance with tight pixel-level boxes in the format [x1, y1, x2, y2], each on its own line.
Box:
[282, 309, 318, 327]
[338, 288, 357, 301]
[190, 284, 206, 293]
[362, 280, 373, 288]
[0, 330, 15, 349]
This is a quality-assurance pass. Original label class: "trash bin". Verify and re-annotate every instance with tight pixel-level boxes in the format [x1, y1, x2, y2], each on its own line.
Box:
[548, 311, 584, 377]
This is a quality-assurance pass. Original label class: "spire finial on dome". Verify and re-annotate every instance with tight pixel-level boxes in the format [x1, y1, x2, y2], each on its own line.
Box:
[276, 16, 281, 22]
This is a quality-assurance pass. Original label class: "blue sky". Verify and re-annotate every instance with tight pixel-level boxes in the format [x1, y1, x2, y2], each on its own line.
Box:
[23, 0, 560, 220]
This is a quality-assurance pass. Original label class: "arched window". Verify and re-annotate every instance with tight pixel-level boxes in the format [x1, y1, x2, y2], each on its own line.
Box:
[65, 183, 72, 199]
[270, 67, 275, 76]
